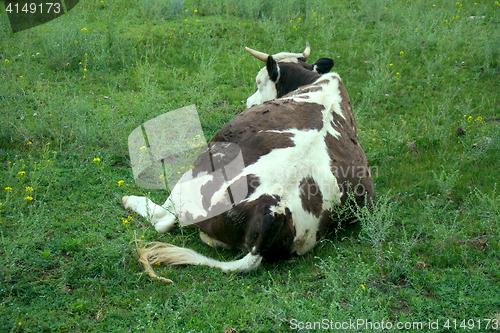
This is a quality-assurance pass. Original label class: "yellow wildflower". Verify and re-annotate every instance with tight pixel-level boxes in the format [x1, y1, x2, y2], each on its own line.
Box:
[361, 284, 366, 291]
[117, 180, 124, 186]
[25, 196, 33, 201]
[5, 187, 12, 191]
[93, 157, 101, 162]
[18, 171, 26, 175]
[25, 186, 33, 192]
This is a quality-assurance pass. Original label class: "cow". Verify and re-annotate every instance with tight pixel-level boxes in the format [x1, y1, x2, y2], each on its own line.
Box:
[122, 41, 374, 283]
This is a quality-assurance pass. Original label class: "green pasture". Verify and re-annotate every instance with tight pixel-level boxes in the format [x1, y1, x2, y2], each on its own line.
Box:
[1, 0, 499, 331]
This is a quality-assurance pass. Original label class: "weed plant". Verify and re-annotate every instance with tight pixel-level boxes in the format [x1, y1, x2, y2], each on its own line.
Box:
[1, 0, 499, 331]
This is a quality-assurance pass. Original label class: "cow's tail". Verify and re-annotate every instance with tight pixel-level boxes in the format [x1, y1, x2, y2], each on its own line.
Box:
[137, 242, 263, 283]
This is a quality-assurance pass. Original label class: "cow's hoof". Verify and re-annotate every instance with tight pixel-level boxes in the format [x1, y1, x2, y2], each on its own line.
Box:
[122, 196, 130, 209]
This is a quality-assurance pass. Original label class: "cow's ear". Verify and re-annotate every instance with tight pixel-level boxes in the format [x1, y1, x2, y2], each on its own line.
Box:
[266, 56, 279, 82]
[312, 58, 334, 74]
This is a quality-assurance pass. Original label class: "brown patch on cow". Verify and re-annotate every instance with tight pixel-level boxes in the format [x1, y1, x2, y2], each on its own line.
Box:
[315, 79, 331, 86]
[241, 131, 295, 166]
[299, 177, 323, 218]
[191, 148, 213, 177]
[258, 207, 296, 261]
[282, 86, 322, 97]
[247, 174, 260, 196]
[316, 210, 336, 241]
[325, 132, 374, 207]
[196, 210, 247, 251]
[242, 195, 295, 260]
[337, 79, 357, 129]
[211, 101, 325, 166]
[196, 193, 295, 261]
[191, 142, 242, 178]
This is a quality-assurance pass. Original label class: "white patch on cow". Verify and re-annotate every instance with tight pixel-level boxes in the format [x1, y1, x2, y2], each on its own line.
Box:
[123, 195, 177, 233]
[271, 52, 303, 63]
[247, 66, 279, 108]
[170, 169, 218, 223]
[170, 145, 248, 225]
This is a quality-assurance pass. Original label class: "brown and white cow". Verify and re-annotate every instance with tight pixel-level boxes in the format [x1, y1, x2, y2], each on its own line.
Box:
[122, 42, 374, 283]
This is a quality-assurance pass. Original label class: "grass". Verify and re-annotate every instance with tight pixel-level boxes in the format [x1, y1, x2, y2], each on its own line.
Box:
[1, 0, 500, 331]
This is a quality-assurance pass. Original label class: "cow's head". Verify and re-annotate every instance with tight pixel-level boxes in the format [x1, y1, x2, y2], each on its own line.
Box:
[246, 41, 334, 108]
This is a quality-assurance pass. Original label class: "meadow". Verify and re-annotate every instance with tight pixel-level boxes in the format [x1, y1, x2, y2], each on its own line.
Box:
[0, 0, 499, 331]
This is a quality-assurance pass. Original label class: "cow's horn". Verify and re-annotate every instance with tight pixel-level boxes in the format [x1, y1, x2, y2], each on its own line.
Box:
[303, 40, 311, 59]
[245, 46, 269, 62]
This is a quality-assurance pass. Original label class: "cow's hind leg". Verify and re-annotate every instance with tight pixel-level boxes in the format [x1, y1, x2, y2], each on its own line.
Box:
[122, 195, 177, 233]
[199, 232, 231, 249]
